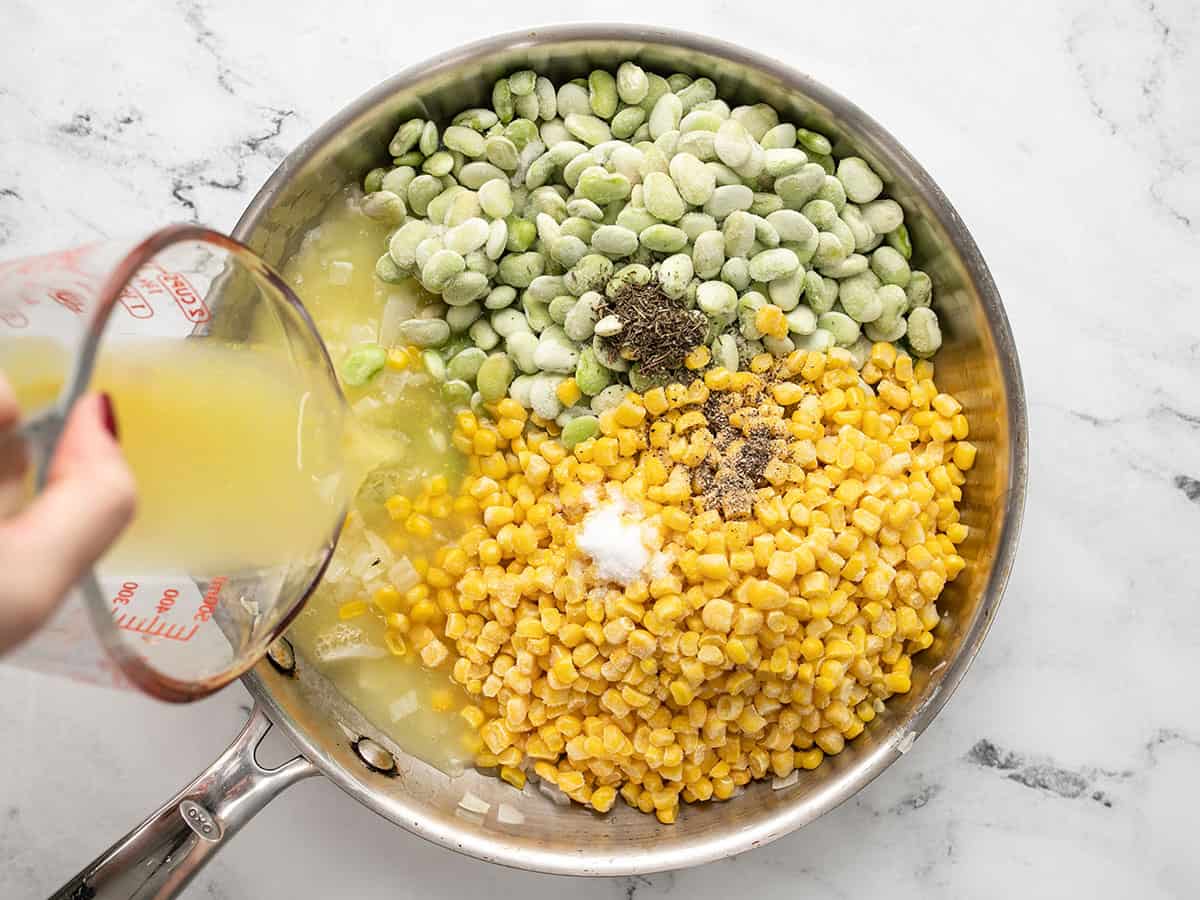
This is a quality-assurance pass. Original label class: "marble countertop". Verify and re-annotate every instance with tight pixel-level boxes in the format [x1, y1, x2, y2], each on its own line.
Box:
[2, 1, 1198, 897]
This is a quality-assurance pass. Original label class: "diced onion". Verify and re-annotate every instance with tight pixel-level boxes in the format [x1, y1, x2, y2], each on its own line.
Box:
[379, 293, 420, 345]
[458, 791, 491, 815]
[497, 803, 525, 825]
[388, 691, 419, 721]
[352, 396, 382, 417]
[388, 558, 419, 592]
[347, 323, 378, 346]
[364, 530, 394, 567]
[772, 771, 799, 790]
[314, 642, 386, 664]
[537, 780, 570, 807]
[329, 260, 354, 285]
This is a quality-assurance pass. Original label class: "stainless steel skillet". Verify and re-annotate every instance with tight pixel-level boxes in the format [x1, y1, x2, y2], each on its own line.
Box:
[53, 24, 1027, 899]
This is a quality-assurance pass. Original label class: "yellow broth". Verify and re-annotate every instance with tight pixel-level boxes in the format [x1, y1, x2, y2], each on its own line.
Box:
[281, 188, 474, 773]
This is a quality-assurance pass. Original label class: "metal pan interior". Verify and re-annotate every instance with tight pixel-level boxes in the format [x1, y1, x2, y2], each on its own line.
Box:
[232, 24, 1027, 876]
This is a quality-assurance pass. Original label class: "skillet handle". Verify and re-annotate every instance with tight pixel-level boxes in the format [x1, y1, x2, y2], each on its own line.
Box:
[50, 704, 319, 900]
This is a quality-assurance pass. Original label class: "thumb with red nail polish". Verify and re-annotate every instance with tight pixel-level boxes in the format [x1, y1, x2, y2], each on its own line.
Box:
[98, 391, 119, 440]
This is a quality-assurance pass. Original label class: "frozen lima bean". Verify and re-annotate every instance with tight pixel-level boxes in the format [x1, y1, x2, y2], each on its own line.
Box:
[362, 60, 944, 406]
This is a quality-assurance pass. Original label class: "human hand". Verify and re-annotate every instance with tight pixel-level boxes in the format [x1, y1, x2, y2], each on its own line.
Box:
[0, 376, 136, 653]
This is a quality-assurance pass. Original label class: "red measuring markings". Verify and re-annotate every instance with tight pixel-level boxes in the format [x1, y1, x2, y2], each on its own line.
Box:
[155, 588, 179, 615]
[121, 265, 210, 324]
[108, 580, 205, 643]
[117, 282, 154, 319]
[194, 576, 225, 623]
[155, 268, 210, 323]
[50, 288, 86, 314]
[111, 581, 139, 606]
[112, 612, 200, 643]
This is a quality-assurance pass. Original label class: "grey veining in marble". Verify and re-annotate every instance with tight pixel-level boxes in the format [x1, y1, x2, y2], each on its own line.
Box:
[2, 0, 1199, 897]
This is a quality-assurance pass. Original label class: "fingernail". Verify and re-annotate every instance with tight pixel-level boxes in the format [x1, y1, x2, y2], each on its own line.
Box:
[99, 392, 119, 440]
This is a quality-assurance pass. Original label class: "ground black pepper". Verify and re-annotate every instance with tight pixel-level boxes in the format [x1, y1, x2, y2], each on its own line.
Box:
[695, 392, 784, 518]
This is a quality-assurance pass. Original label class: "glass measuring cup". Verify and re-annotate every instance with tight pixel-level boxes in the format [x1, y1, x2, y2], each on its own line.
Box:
[0, 226, 350, 700]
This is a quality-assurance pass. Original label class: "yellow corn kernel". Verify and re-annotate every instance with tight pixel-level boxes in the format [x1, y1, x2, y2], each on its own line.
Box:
[405, 512, 434, 537]
[746, 352, 771, 374]
[580, 784, 615, 812]
[918, 569, 945, 599]
[483, 506, 515, 531]
[383, 631, 407, 657]
[851, 507, 882, 535]
[556, 377, 582, 407]
[557, 769, 587, 793]
[877, 380, 911, 411]
[770, 381, 804, 406]
[927, 418, 953, 443]
[893, 354, 914, 382]
[455, 704, 485, 729]
[385, 346, 413, 371]
[642, 386, 669, 416]
[473, 428, 500, 457]
[385, 494, 412, 521]
[796, 747, 824, 770]
[883, 672, 912, 694]
[338, 599, 367, 620]
[704, 367, 732, 390]
[499, 765, 527, 789]
[685, 345, 711, 369]
[748, 309, 787, 340]
[696, 553, 730, 581]
[712, 777, 736, 800]
[371, 586, 402, 614]
[951, 413, 970, 440]
[767, 549, 797, 584]
[410, 598, 441, 625]
[495, 416, 522, 440]
[746, 579, 789, 610]
[932, 393, 962, 417]
[799, 570, 830, 599]
[614, 400, 646, 427]
[953, 441, 977, 471]
[869, 341, 897, 369]
[592, 436, 620, 467]
[724, 638, 750, 665]
[552, 657, 579, 685]
[492, 399, 522, 423]
[664, 382, 689, 407]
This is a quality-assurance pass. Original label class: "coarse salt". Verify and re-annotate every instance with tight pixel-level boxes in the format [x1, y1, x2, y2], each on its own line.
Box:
[577, 503, 649, 586]
[647, 550, 673, 580]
